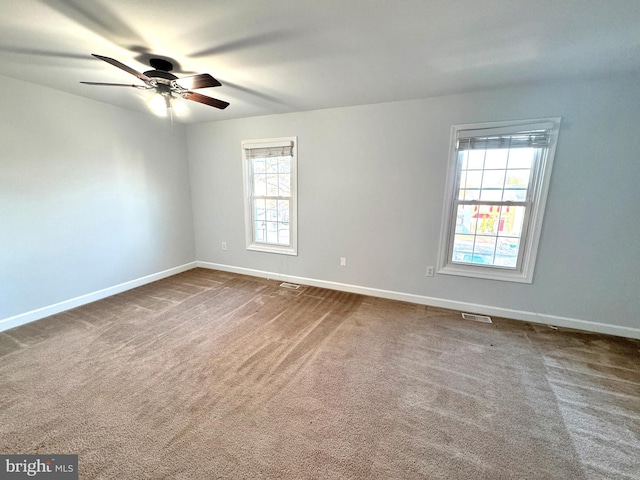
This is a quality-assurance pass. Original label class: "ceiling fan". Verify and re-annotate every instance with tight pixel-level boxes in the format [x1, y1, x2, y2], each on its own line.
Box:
[81, 54, 229, 115]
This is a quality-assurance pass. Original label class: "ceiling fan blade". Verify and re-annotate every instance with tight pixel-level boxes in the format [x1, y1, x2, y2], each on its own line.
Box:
[80, 81, 149, 89]
[184, 91, 229, 110]
[175, 73, 221, 90]
[91, 54, 151, 82]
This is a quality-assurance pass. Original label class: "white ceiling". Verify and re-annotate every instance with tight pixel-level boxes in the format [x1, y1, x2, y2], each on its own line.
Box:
[1, 0, 639, 124]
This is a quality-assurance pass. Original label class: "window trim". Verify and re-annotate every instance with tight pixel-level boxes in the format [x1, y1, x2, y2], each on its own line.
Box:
[242, 136, 298, 256]
[437, 118, 561, 283]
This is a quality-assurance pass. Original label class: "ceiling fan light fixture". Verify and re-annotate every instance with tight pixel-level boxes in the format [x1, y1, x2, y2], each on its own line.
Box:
[147, 93, 168, 117]
[171, 97, 188, 116]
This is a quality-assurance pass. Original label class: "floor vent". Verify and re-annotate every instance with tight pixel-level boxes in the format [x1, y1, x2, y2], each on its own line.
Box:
[461, 312, 493, 324]
[279, 282, 301, 290]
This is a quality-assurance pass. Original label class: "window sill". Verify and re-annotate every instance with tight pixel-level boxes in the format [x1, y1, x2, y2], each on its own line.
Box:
[247, 244, 297, 256]
[438, 263, 533, 283]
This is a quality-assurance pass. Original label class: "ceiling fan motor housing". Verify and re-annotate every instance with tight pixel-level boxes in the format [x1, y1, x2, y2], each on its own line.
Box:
[144, 58, 179, 86]
[144, 70, 178, 82]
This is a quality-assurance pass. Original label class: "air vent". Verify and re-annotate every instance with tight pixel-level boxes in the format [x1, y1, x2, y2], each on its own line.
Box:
[279, 282, 301, 290]
[461, 312, 493, 324]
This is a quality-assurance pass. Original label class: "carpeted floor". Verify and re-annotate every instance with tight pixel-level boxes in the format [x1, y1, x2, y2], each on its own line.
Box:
[1, 268, 639, 479]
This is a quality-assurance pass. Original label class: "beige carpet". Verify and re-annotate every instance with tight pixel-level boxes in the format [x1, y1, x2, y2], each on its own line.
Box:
[1, 268, 639, 479]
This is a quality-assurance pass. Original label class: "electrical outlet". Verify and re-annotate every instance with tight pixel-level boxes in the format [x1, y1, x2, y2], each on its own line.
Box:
[426, 266, 434, 277]
[340, 257, 347, 267]
[221, 242, 227, 251]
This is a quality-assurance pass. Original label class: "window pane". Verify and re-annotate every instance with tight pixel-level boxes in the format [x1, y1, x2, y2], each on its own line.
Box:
[458, 150, 468, 170]
[495, 237, 519, 267]
[467, 150, 485, 169]
[455, 205, 478, 234]
[502, 189, 527, 201]
[484, 149, 508, 169]
[266, 158, 278, 173]
[465, 170, 483, 188]
[458, 170, 468, 190]
[252, 159, 266, 174]
[507, 148, 534, 169]
[266, 199, 278, 222]
[279, 225, 290, 246]
[461, 189, 480, 201]
[266, 222, 278, 243]
[481, 169, 506, 189]
[506, 169, 530, 188]
[497, 206, 526, 237]
[277, 200, 289, 222]
[266, 174, 279, 196]
[473, 235, 497, 261]
[254, 221, 266, 242]
[279, 174, 290, 196]
[253, 199, 266, 222]
[452, 234, 475, 262]
[278, 158, 291, 173]
[475, 206, 500, 235]
[479, 189, 503, 201]
[253, 174, 267, 196]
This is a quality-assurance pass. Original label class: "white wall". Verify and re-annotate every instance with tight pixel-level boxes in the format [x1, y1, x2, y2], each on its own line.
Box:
[0, 75, 196, 323]
[3, 74, 637, 338]
[187, 75, 640, 338]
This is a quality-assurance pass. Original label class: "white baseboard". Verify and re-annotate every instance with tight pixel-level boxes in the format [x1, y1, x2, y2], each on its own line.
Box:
[0, 262, 197, 333]
[4, 260, 638, 340]
[197, 261, 640, 340]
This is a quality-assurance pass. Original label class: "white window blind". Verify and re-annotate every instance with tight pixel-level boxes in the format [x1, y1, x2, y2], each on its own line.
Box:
[243, 141, 294, 159]
[457, 130, 551, 150]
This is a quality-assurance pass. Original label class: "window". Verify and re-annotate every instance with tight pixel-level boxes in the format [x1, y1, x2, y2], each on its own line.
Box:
[242, 137, 297, 255]
[438, 118, 560, 283]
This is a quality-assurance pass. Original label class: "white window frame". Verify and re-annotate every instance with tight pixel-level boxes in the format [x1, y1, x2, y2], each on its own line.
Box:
[242, 136, 298, 255]
[437, 118, 561, 283]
